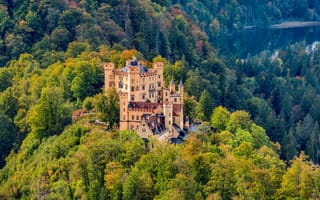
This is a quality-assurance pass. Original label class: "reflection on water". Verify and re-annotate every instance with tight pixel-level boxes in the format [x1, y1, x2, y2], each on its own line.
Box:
[212, 25, 320, 58]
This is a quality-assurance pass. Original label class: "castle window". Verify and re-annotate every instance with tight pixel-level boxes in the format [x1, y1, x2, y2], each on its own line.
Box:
[131, 95, 134, 101]
[119, 82, 123, 88]
[158, 91, 161, 96]
[142, 85, 145, 90]
[136, 116, 139, 120]
[132, 115, 134, 120]
[169, 120, 171, 125]
[158, 75, 160, 78]
[131, 87, 134, 91]
[165, 92, 168, 96]
[174, 98, 177, 102]
[169, 113, 171, 117]
[142, 94, 145, 99]
[158, 82, 161, 87]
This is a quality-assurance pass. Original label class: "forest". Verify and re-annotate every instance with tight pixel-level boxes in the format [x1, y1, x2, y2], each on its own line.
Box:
[1, 0, 320, 199]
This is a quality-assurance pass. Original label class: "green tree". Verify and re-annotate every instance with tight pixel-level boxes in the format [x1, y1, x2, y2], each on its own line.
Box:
[227, 110, 251, 133]
[66, 59, 103, 104]
[0, 112, 15, 167]
[0, 68, 13, 92]
[65, 41, 91, 58]
[183, 93, 197, 122]
[104, 162, 125, 200]
[185, 69, 210, 100]
[50, 27, 72, 50]
[82, 96, 94, 112]
[282, 129, 298, 161]
[0, 87, 19, 119]
[205, 155, 237, 199]
[276, 153, 319, 199]
[123, 169, 155, 200]
[27, 87, 71, 139]
[196, 90, 214, 121]
[211, 106, 231, 132]
[93, 88, 120, 129]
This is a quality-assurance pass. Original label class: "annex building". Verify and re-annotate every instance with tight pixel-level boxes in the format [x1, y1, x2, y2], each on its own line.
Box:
[104, 58, 186, 141]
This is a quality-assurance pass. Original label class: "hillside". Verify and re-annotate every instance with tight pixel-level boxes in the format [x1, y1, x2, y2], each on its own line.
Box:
[1, 0, 320, 198]
[2, 108, 319, 199]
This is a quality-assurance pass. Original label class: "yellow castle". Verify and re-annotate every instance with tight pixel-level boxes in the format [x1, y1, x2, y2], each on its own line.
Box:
[104, 57, 185, 141]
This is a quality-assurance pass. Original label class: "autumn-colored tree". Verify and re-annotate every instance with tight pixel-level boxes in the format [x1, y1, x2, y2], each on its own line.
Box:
[276, 152, 319, 199]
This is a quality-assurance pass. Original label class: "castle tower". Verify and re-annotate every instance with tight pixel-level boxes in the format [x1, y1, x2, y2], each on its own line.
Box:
[163, 103, 173, 130]
[119, 92, 129, 130]
[178, 79, 184, 129]
[169, 78, 175, 93]
[178, 79, 184, 95]
[154, 62, 164, 79]
[104, 63, 115, 91]
[154, 62, 164, 103]
[127, 64, 140, 102]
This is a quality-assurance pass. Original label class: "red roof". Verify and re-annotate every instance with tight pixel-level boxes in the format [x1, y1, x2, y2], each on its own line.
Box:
[173, 104, 182, 116]
[129, 102, 161, 110]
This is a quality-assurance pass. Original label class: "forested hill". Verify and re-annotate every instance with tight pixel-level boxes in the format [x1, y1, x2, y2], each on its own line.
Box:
[0, 0, 214, 67]
[2, 0, 320, 198]
[1, 0, 319, 66]
[1, 109, 319, 199]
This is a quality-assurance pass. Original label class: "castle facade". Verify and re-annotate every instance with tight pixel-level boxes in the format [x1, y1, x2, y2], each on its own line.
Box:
[104, 58, 185, 141]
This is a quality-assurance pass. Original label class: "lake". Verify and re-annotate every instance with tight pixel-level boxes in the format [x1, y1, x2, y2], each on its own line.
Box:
[212, 21, 320, 58]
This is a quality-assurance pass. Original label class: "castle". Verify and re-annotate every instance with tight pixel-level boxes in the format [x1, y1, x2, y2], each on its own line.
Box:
[104, 58, 185, 141]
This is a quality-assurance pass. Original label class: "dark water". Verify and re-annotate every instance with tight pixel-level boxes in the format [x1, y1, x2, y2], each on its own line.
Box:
[213, 25, 320, 58]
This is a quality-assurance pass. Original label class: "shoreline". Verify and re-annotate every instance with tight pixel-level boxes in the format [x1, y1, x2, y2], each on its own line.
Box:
[269, 21, 320, 29]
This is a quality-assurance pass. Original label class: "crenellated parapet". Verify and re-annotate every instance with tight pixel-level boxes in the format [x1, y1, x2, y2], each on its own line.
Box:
[104, 62, 115, 70]
[139, 71, 157, 77]
[114, 70, 128, 76]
